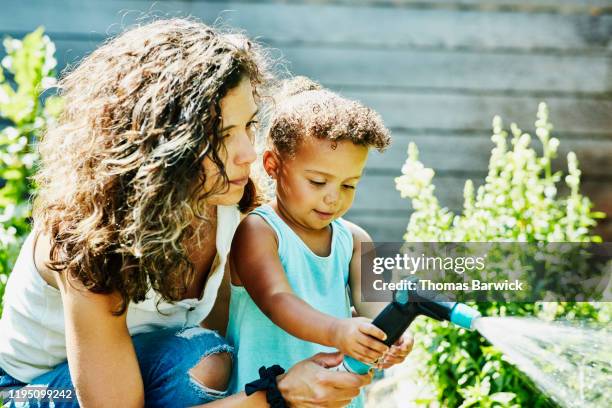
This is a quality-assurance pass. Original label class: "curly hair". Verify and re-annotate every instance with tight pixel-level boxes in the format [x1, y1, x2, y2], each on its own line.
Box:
[267, 76, 391, 156]
[32, 18, 272, 315]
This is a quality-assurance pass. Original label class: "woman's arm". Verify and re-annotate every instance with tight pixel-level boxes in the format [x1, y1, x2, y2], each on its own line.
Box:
[198, 351, 371, 408]
[55, 270, 145, 407]
[201, 261, 232, 336]
[35, 229, 145, 408]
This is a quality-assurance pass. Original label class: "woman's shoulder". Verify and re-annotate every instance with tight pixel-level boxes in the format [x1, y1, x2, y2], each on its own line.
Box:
[31, 227, 125, 309]
[31, 228, 60, 290]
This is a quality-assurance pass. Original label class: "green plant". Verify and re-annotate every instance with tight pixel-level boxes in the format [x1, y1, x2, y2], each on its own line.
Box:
[0, 28, 62, 310]
[395, 103, 607, 407]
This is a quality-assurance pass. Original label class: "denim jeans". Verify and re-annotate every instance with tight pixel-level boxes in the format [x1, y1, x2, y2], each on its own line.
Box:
[0, 326, 234, 408]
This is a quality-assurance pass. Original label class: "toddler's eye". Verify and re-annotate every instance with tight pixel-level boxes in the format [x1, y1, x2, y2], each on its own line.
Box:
[309, 180, 325, 186]
[343, 185, 356, 190]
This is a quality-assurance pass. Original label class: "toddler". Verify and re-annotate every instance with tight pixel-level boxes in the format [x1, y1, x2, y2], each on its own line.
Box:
[227, 77, 413, 404]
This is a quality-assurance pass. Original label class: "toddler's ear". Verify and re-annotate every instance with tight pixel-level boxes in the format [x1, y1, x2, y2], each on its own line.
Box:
[262, 150, 280, 179]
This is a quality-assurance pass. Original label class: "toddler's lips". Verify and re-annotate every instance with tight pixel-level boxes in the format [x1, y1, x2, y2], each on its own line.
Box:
[314, 210, 334, 219]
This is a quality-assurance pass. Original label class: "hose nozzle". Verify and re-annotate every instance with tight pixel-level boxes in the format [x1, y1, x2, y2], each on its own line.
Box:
[341, 281, 481, 374]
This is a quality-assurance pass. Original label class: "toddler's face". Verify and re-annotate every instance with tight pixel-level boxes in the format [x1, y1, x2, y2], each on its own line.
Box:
[270, 138, 369, 230]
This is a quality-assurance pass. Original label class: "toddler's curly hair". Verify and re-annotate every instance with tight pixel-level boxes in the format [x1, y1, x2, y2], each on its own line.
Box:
[267, 76, 391, 156]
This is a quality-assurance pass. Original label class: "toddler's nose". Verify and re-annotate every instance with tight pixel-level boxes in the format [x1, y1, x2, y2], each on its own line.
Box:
[323, 190, 339, 206]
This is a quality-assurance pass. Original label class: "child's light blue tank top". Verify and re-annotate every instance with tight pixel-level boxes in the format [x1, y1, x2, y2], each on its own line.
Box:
[227, 203, 356, 394]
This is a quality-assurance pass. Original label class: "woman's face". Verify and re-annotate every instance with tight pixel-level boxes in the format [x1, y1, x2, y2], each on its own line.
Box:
[202, 78, 259, 206]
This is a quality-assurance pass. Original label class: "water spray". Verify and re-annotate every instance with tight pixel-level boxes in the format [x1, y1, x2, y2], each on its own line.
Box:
[341, 283, 481, 374]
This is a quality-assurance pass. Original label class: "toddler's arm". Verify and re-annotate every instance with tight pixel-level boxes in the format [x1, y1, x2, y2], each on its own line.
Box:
[230, 214, 388, 363]
[345, 221, 388, 318]
[345, 220, 415, 368]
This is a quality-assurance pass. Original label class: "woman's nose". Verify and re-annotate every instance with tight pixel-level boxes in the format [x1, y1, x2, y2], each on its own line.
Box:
[235, 134, 257, 165]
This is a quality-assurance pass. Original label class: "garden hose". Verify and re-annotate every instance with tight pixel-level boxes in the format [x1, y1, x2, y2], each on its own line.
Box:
[340, 282, 481, 374]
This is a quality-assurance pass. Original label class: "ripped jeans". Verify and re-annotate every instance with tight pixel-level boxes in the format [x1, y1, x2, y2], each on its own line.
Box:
[0, 326, 234, 408]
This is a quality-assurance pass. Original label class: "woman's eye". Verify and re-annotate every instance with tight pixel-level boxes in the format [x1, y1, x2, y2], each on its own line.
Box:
[246, 121, 259, 141]
[309, 180, 325, 186]
[343, 185, 356, 190]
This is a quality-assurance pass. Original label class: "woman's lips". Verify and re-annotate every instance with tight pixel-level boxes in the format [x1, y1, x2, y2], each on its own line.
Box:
[229, 177, 248, 186]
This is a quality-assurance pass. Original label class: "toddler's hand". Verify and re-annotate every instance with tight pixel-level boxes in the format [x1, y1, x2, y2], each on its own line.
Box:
[377, 330, 414, 369]
[332, 317, 389, 364]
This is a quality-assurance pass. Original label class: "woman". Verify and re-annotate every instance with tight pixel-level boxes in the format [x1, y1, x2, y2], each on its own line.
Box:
[0, 19, 408, 407]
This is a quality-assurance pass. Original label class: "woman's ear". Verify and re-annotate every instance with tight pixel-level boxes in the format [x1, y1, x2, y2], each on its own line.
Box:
[262, 150, 280, 179]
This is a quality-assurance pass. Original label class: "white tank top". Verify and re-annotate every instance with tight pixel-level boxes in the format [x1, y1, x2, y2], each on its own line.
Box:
[0, 205, 241, 383]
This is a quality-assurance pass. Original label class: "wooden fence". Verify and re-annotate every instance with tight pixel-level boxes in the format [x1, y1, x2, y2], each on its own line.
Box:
[2, 0, 610, 241]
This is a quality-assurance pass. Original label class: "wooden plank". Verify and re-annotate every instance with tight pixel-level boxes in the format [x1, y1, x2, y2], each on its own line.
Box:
[23, 38, 612, 95]
[1, 1, 610, 52]
[346, 208, 612, 243]
[349, 212, 612, 243]
[352, 173, 475, 211]
[343, 212, 411, 242]
[43, 38, 103, 71]
[282, 46, 611, 94]
[341, 91, 612, 136]
[346, 178, 612, 241]
[7, 39, 608, 138]
[355, 0, 612, 9]
[367, 132, 612, 177]
[4, 45, 609, 177]
[351, 173, 611, 212]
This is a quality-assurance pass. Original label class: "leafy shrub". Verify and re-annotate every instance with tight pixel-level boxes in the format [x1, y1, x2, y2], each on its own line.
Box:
[0, 28, 62, 311]
[395, 104, 608, 407]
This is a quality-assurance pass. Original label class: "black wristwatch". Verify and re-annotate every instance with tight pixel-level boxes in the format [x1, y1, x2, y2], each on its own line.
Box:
[244, 365, 288, 408]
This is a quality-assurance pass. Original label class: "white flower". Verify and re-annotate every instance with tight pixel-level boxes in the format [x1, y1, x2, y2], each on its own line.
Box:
[0, 204, 16, 222]
[0, 86, 9, 104]
[22, 153, 37, 168]
[1, 56, 12, 70]
[4, 127, 19, 140]
[536, 126, 548, 140]
[548, 137, 559, 152]
[395, 177, 419, 198]
[565, 175, 579, 188]
[7, 136, 27, 153]
[3, 38, 21, 53]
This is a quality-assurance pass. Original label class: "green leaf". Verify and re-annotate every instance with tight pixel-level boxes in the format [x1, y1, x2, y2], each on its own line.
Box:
[1, 27, 60, 317]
